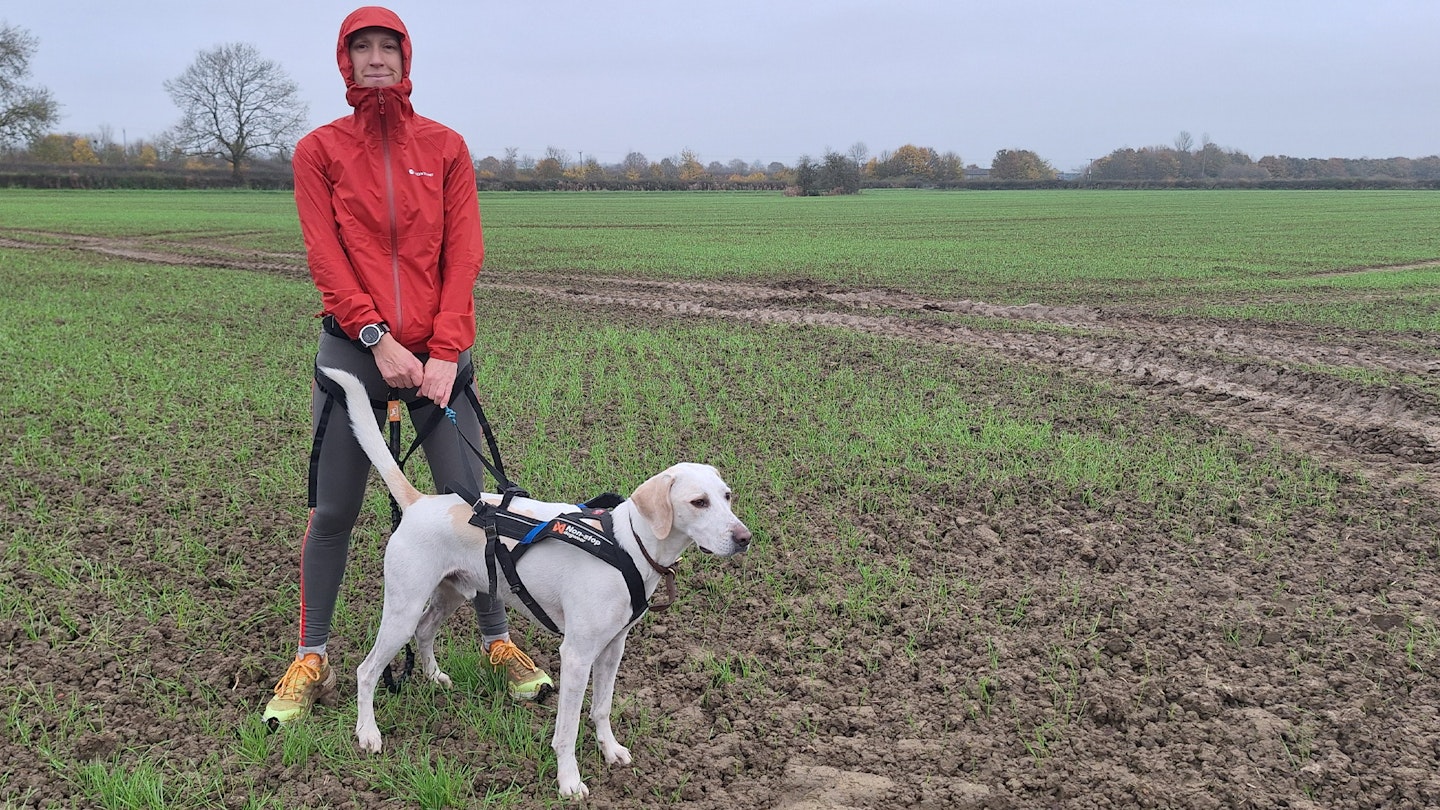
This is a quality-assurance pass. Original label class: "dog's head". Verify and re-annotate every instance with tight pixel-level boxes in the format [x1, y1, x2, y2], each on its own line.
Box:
[630, 462, 751, 556]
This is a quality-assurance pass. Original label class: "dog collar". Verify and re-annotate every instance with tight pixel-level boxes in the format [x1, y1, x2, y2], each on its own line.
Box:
[630, 517, 677, 613]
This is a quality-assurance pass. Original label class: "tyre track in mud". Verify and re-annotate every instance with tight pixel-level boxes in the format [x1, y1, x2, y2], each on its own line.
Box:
[0, 231, 307, 275]
[8, 230, 1437, 494]
[487, 273, 1440, 495]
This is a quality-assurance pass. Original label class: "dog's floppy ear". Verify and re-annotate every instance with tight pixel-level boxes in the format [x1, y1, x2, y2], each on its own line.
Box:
[630, 472, 674, 540]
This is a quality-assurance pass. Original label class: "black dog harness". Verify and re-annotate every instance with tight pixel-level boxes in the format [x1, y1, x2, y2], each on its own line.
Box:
[450, 488, 675, 634]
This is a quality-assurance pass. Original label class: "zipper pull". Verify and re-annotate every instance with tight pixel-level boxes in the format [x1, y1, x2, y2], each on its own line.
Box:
[377, 89, 386, 115]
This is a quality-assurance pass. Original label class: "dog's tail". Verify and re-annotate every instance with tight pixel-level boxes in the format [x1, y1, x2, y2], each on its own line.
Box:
[317, 366, 424, 511]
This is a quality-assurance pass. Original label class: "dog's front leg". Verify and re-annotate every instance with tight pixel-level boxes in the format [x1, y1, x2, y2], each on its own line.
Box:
[588, 633, 632, 766]
[553, 634, 600, 799]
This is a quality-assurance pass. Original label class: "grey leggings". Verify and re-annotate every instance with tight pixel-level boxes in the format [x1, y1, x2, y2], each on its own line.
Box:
[296, 331, 509, 649]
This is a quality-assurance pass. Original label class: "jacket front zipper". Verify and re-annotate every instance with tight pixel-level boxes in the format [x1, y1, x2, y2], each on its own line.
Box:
[379, 89, 403, 336]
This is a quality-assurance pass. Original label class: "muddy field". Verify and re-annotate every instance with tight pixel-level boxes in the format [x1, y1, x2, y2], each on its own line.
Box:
[4, 231, 1439, 808]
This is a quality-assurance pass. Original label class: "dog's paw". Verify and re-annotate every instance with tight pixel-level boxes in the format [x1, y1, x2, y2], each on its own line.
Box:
[601, 741, 632, 766]
[431, 671, 452, 688]
[557, 760, 588, 799]
[356, 725, 383, 754]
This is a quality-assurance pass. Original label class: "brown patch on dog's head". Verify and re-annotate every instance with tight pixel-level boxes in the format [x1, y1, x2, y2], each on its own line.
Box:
[630, 472, 675, 539]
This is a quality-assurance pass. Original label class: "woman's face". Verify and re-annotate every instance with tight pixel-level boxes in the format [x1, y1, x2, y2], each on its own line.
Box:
[349, 27, 403, 88]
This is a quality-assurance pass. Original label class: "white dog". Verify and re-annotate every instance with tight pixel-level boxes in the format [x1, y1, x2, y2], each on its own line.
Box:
[319, 367, 752, 798]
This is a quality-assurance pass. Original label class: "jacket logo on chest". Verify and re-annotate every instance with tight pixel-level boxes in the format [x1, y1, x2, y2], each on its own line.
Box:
[407, 168, 435, 177]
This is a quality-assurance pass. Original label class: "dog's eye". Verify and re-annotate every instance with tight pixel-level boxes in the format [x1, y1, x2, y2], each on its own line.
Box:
[691, 497, 709, 509]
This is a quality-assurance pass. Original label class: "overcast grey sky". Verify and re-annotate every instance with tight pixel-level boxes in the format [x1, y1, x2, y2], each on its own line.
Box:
[12, 1, 1439, 172]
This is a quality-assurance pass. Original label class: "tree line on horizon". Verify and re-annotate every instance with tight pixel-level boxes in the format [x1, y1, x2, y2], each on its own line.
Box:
[9, 130, 1438, 192]
[1085, 132, 1440, 183]
[3, 25, 1437, 191]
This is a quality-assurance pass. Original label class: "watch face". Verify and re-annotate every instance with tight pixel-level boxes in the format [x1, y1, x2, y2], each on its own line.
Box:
[360, 324, 382, 346]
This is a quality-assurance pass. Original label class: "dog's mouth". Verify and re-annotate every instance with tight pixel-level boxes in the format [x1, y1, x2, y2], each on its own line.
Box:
[698, 529, 752, 557]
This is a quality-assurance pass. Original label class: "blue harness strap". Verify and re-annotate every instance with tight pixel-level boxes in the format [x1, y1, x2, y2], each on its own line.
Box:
[520, 521, 550, 546]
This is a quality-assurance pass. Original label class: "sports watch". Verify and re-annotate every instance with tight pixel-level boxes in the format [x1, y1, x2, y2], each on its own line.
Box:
[358, 322, 390, 348]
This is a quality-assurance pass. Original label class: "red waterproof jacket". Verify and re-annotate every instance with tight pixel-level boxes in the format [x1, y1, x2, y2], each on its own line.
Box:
[293, 6, 483, 362]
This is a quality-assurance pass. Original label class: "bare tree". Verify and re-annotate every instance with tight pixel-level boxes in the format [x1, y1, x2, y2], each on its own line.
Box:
[0, 22, 60, 148]
[621, 151, 649, 180]
[163, 42, 307, 184]
[543, 145, 571, 169]
[1197, 132, 1215, 177]
[848, 141, 869, 169]
[934, 150, 964, 183]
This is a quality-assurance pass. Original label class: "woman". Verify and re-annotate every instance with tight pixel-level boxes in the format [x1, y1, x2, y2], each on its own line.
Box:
[265, 5, 551, 725]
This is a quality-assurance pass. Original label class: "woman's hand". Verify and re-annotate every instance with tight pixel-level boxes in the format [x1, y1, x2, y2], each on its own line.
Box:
[419, 357, 458, 407]
[372, 335, 424, 390]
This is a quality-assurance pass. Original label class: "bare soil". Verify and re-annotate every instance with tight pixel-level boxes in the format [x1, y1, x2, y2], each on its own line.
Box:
[4, 231, 1438, 809]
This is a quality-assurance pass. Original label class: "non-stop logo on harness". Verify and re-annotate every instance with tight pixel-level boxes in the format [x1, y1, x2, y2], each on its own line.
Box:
[552, 518, 602, 547]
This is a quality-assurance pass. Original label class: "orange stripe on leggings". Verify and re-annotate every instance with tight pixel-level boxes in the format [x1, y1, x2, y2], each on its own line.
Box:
[296, 509, 315, 644]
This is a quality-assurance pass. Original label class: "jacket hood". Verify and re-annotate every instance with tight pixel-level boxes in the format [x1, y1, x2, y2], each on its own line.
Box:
[338, 6, 413, 107]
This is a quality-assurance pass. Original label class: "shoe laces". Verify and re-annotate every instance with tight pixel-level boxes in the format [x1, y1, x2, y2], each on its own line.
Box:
[488, 640, 539, 676]
[274, 654, 325, 699]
